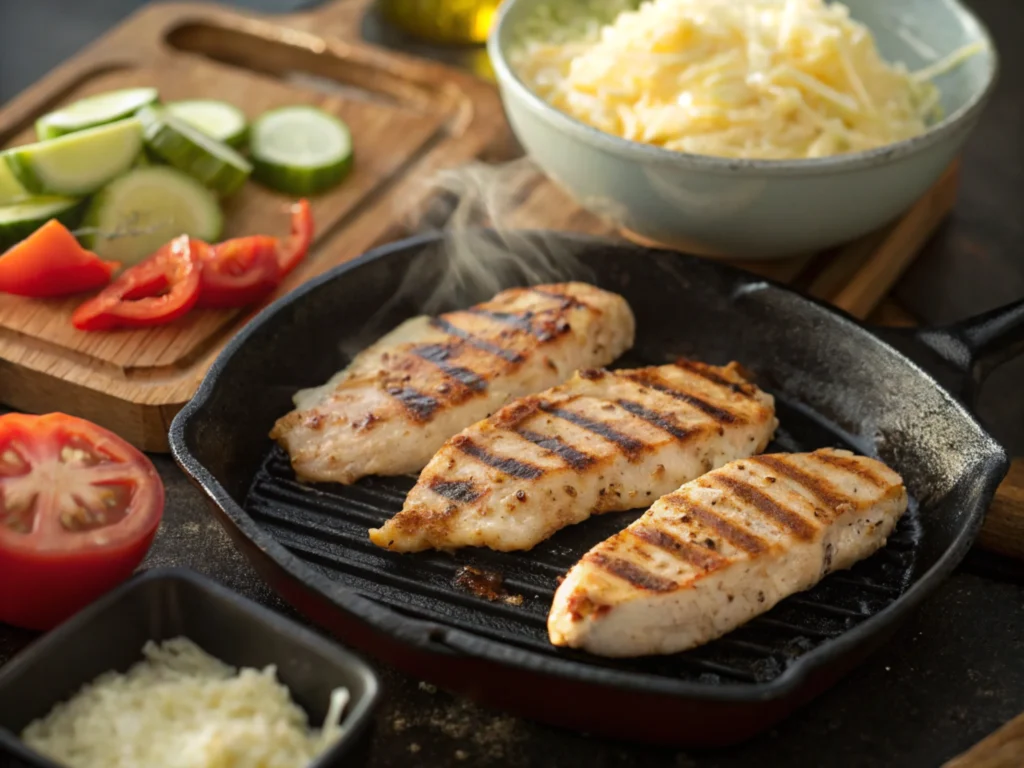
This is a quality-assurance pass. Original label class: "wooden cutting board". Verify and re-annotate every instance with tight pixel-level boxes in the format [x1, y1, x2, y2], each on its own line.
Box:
[0, 0, 512, 449]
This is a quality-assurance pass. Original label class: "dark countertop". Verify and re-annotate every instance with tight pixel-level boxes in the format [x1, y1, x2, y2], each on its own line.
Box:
[2, 1, 1023, 766]
[5, 463, 1023, 768]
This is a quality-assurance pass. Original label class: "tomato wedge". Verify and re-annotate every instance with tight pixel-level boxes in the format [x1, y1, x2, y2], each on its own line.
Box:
[197, 235, 281, 309]
[71, 235, 204, 331]
[277, 198, 312, 278]
[0, 412, 164, 630]
[0, 219, 119, 298]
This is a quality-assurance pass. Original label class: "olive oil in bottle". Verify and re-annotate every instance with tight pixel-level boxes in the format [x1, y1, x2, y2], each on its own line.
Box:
[379, 0, 503, 44]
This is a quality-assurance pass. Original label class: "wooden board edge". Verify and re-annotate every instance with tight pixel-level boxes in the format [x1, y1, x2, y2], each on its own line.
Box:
[943, 707, 1024, 767]
[977, 458, 1024, 562]
[0, 357, 182, 452]
[832, 161, 961, 318]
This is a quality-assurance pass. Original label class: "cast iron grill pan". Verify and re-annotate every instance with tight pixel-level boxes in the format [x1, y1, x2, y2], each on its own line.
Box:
[244, 375, 921, 687]
[173, 231, 1022, 746]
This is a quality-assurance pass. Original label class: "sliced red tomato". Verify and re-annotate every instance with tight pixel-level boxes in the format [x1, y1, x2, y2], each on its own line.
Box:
[0, 412, 164, 630]
[277, 198, 312, 278]
[197, 235, 281, 309]
[71, 235, 204, 331]
[0, 219, 119, 298]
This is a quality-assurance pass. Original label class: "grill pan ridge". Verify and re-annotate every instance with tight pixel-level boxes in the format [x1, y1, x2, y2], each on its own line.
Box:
[171, 230, 1020, 746]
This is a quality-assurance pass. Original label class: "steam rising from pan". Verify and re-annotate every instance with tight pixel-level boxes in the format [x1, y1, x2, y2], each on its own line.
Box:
[338, 158, 606, 357]
[400, 157, 604, 312]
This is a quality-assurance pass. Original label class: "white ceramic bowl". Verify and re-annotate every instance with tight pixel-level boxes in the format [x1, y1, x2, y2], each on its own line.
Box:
[488, 0, 999, 259]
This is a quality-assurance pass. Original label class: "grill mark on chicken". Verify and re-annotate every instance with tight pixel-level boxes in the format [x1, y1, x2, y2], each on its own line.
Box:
[451, 435, 543, 480]
[467, 308, 537, 334]
[428, 479, 482, 503]
[428, 317, 525, 364]
[491, 398, 541, 431]
[534, 319, 573, 343]
[615, 399, 695, 442]
[814, 450, 887, 487]
[468, 303, 576, 344]
[528, 287, 588, 309]
[622, 370, 739, 425]
[412, 344, 488, 393]
[630, 526, 724, 571]
[385, 386, 439, 421]
[753, 455, 848, 512]
[663, 496, 768, 554]
[710, 475, 818, 540]
[515, 428, 595, 470]
[588, 552, 676, 592]
[539, 403, 645, 458]
[673, 359, 758, 398]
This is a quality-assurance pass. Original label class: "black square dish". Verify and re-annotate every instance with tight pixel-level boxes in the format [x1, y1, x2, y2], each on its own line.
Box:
[0, 567, 380, 768]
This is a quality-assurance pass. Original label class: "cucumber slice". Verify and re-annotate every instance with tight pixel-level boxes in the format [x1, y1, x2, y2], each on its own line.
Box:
[0, 196, 84, 251]
[0, 160, 28, 205]
[138, 105, 251, 196]
[82, 166, 222, 268]
[166, 100, 248, 149]
[5, 118, 143, 196]
[250, 106, 353, 195]
[35, 87, 159, 140]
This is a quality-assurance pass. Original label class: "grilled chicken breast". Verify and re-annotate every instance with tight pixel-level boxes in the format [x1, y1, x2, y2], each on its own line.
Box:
[548, 448, 908, 657]
[369, 360, 778, 552]
[270, 283, 635, 484]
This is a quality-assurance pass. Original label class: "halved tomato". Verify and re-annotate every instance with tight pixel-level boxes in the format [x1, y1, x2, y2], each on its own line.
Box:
[0, 413, 164, 630]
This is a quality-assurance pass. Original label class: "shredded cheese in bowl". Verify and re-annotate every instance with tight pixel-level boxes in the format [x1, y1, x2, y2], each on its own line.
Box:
[510, 0, 982, 160]
[20, 637, 349, 768]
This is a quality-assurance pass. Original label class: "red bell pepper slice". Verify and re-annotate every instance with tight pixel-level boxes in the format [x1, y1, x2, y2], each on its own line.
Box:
[194, 199, 312, 309]
[277, 199, 312, 278]
[71, 235, 204, 331]
[196, 235, 281, 309]
[0, 219, 119, 298]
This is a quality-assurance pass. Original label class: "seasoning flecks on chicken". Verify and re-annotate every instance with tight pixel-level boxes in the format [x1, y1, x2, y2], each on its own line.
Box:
[368, 360, 777, 552]
[269, 283, 635, 484]
[547, 448, 908, 657]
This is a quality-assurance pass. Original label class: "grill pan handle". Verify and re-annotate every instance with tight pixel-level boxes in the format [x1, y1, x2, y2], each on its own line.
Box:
[871, 297, 1024, 404]
[917, 297, 1024, 401]
[871, 298, 1024, 563]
